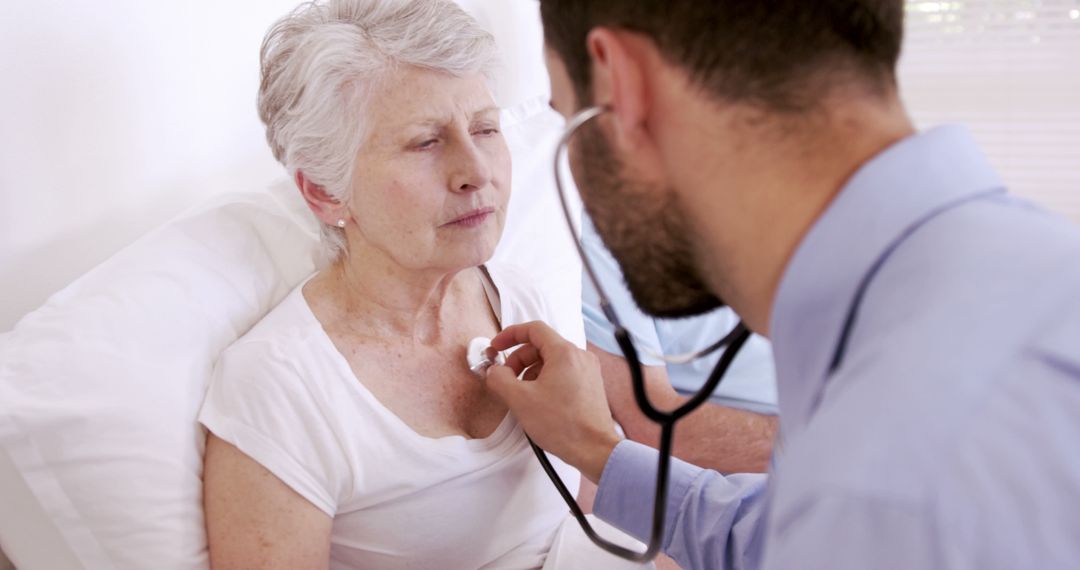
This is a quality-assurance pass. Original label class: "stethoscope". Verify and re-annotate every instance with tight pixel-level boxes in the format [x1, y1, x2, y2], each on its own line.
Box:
[538, 105, 752, 562]
[466, 105, 753, 562]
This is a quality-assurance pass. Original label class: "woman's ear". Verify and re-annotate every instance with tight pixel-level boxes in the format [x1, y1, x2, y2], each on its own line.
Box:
[295, 170, 347, 226]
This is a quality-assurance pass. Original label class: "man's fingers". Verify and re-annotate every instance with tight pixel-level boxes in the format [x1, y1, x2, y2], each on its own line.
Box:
[490, 321, 564, 352]
[504, 344, 541, 375]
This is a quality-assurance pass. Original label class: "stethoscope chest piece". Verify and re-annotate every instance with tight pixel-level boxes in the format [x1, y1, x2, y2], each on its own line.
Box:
[467, 337, 505, 377]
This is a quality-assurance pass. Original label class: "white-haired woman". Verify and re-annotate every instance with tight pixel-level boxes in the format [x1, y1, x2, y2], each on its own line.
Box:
[197, 1, 602, 567]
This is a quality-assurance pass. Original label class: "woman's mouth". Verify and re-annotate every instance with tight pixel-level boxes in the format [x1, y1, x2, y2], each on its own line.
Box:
[443, 207, 495, 229]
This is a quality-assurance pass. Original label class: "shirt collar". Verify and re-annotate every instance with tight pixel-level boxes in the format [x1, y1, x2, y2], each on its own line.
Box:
[768, 126, 1006, 432]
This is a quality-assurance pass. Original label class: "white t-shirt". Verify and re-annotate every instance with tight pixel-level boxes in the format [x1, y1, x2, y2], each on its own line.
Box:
[199, 262, 580, 569]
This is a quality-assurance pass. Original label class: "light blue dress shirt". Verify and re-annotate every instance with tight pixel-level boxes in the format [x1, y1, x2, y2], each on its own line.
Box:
[581, 218, 778, 414]
[593, 126, 1080, 569]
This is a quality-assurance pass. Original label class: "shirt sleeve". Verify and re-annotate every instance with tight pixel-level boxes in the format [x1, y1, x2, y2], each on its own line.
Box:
[579, 217, 665, 366]
[594, 441, 768, 570]
[198, 339, 348, 517]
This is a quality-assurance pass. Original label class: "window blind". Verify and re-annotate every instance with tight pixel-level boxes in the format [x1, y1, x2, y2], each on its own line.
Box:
[899, 0, 1080, 221]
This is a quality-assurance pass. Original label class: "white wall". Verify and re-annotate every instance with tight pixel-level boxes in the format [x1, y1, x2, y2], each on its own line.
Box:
[0, 1, 303, 331]
[3, 1, 1076, 332]
[0, 0, 547, 333]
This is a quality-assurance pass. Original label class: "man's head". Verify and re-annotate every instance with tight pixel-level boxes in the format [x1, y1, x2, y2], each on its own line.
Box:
[542, 0, 903, 113]
[541, 0, 905, 319]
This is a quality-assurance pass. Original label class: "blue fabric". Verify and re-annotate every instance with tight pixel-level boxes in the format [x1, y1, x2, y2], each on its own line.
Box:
[581, 218, 778, 414]
[594, 126, 1080, 569]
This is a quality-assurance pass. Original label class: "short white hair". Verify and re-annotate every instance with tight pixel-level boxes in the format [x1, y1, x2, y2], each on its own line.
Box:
[257, 0, 499, 260]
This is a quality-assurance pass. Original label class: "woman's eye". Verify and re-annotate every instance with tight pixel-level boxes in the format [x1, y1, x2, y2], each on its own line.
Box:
[415, 139, 438, 150]
[473, 128, 499, 137]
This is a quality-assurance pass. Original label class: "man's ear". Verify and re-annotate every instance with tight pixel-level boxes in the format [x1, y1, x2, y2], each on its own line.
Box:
[585, 28, 652, 153]
[295, 170, 347, 226]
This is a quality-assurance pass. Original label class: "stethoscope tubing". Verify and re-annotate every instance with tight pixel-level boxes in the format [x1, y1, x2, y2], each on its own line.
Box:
[530, 104, 753, 561]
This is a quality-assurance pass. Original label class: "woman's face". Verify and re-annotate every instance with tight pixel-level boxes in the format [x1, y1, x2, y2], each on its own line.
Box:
[344, 68, 511, 274]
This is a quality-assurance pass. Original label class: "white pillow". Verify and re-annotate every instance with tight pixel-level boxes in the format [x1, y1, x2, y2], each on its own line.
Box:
[0, 439, 84, 569]
[0, 99, 582, 569]
[0, 185, 321, 568]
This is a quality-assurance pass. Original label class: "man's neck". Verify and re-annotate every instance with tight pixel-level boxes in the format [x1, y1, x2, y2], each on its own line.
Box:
[665, 91, 915, 335]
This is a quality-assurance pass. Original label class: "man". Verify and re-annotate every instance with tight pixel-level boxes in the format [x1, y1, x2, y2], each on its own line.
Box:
[581, 216, 778, 473]
[483, 1, 1080, 568]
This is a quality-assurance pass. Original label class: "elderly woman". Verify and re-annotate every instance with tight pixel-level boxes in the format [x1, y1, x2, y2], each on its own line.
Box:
[197, 0, 597, 567]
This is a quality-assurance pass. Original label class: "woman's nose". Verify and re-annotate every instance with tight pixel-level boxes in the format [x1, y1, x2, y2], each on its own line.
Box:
[450, 139, 493, 193]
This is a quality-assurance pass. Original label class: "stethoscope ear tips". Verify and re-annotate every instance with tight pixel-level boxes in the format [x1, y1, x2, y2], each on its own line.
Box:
[467, 336, 505, 377]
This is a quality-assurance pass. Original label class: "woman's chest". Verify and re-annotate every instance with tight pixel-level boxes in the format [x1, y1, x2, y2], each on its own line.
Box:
[342, 342, 508, 440]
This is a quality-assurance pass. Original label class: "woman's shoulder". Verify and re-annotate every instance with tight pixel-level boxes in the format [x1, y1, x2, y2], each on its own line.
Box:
[206, 276, 346, 439]
[201, 278, 352, 517]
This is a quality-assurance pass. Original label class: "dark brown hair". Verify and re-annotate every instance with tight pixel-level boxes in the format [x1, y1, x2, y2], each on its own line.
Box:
[540, 0, 904, 111]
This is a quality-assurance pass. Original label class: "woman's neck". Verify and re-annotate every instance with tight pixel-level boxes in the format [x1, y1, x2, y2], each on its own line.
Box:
[312, 252, 478, 346]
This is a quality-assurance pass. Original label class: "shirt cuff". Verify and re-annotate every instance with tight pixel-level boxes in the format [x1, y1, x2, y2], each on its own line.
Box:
[593, 440, 704, 548]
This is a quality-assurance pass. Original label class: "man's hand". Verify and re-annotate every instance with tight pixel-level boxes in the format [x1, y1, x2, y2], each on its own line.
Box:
[483, 321, 622, 483]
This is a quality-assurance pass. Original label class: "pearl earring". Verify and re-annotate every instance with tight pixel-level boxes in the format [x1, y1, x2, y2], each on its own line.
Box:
[336, 219, 346, 228]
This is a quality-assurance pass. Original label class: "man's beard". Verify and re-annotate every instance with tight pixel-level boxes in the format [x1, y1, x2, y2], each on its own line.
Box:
[571, 121, 723, 319]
